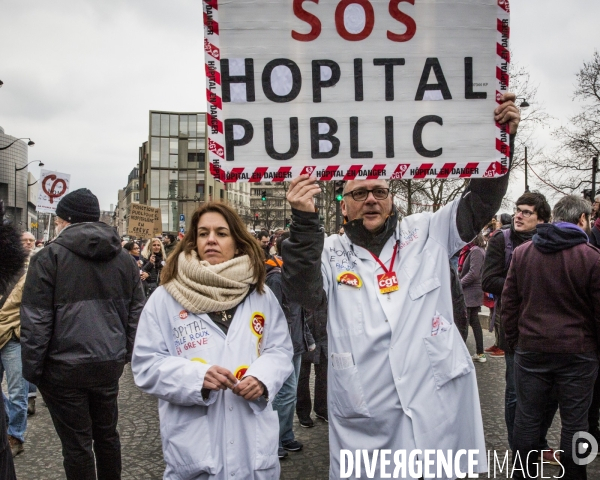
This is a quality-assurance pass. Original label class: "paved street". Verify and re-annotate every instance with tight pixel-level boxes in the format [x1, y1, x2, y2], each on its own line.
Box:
[13, 327, 600, 479]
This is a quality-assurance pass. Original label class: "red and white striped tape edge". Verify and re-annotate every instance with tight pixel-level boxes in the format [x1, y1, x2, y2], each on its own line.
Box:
[204, 0, 511, 183]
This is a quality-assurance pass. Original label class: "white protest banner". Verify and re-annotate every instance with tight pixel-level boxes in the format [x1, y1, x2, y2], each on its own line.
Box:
[37, 170, 70, 213]
[204, 0, 510, 183]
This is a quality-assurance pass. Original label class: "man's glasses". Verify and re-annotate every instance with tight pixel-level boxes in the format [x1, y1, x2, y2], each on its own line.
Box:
[514, 207, 535, 218]
[343, 188, 390, 202]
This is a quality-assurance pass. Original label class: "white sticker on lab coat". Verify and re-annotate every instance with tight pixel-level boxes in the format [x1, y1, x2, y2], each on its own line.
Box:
[431, 311, 451, 336]
[331, 352, 354, 370]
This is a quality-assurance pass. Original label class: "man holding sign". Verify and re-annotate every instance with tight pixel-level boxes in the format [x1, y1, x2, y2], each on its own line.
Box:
[207, 0, 517, 477]
[281, 94, 520, 478]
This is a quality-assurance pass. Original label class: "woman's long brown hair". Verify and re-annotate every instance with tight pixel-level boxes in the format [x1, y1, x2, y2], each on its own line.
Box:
[160, 202, 266, 293]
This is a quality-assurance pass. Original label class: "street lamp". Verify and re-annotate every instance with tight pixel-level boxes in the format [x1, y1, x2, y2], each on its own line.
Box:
[15, 160, 44, 226]
[0, 137, 35, 151]
[516, 97, 530, 109]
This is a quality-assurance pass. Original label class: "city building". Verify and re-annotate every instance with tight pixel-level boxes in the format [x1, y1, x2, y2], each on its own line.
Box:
[99, 210, 114, 226]
[138, 111, 223, 233]
[114, 189, 127, 237]
[112, 167, 142, 237]
[27, 171, 39, 238]
[0, 126, 30, 228]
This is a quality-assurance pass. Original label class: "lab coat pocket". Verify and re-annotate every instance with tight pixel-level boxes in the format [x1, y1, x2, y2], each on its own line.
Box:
[254, 408, 279, 470]
[331, 299, 364, 338]
[330, 354, 371, 419]
[161, 405, 218, 477]
[409, 276, 441, 301]
[423, 325, 473, 390]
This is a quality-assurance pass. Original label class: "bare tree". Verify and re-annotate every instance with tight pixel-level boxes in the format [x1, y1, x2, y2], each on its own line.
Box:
[537, 51, 600, 195]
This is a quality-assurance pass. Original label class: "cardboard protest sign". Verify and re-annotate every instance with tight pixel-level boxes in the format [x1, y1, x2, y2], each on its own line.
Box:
[204, 0, 511, 183]
[37, 170, 70, 213]
[127, 204, 162, 238]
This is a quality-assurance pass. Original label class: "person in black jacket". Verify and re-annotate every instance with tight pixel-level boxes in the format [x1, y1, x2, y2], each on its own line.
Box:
[481, 191, 559, 461]
[296, 302, 328, 428]
[20, 188, 146, 480]
[0, 200, 27, 479]
[265, 232, 315, 458]
[141, 237, 166, 297]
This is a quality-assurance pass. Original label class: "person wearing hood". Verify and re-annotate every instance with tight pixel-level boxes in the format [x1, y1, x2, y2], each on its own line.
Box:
[282, 94, 520, 478]
[503, 195, 600, 479]
[20, 188, 146, 480]
[482, 191, 560, 462]
[0, 199, 28, 479]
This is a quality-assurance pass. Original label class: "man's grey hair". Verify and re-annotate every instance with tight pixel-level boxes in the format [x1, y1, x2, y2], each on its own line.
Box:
[594, 194, 600, 203]
[552, 195, 592, 224]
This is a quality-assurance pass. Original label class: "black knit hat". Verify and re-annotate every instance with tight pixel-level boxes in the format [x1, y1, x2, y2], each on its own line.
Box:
[56, 188, 100, 224]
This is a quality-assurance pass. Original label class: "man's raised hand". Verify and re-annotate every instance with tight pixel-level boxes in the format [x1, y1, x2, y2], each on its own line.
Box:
[287, 175, 321, 213]
[495, 92, 521, 135]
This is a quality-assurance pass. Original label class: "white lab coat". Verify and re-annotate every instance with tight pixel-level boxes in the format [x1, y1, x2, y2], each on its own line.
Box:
[132, 286, 293, 480]
[323, 200, 486, 479]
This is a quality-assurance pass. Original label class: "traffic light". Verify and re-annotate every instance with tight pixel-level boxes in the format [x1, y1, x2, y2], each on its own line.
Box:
[261, 190, 267, 201]
[255, 213, 259, 219]
[334, 181, 344, 202]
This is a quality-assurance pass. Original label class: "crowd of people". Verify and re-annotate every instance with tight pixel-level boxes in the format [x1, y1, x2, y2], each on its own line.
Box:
[0, 92, 598, 480]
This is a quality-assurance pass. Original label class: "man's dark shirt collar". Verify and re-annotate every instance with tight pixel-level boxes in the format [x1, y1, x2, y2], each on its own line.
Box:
[343, 206, 399, 258]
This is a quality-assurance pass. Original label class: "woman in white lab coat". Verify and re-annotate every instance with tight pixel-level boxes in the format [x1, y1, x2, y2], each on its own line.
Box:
[132, 202, 293, 480]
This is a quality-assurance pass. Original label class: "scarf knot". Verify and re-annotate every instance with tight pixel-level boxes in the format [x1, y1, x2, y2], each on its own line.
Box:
[164, 251, 256, 313]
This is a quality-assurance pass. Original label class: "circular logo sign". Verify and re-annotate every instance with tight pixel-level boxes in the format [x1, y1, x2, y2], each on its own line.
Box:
[250, 312, 265, 337]
[179, 310, 188, 320]
[234, 365, 249, 380]
[336, 271, 363, 288]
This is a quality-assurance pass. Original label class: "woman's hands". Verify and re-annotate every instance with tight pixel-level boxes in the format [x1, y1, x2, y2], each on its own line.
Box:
[202, 365, 265, 401]
[232, 376, 265, 402]
[203, 365, 237, 390]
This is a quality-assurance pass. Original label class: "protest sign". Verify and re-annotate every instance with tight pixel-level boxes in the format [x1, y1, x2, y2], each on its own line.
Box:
[37, 170, 70, 213]
[204, 0, 511, 183]
[127, 204, 163, 238]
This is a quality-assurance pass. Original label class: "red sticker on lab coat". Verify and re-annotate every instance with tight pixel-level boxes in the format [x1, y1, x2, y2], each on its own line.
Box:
[377, 272, 399, 294]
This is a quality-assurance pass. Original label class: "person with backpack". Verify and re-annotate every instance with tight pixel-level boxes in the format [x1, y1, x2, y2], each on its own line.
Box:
[482, 192, 559, 462]
[460, 234, 487, 362]
[264, 232, 314, 459]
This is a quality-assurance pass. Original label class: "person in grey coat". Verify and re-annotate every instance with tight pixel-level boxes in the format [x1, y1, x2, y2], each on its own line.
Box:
[460, 233, 487, 362]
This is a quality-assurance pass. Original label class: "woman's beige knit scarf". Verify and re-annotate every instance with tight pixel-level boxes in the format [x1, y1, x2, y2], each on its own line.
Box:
[164, 251, 256, 313]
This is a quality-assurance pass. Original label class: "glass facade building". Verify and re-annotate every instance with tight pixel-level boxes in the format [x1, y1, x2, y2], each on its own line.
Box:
[139, 112, 210, 233]
[0, 126, 29, 228]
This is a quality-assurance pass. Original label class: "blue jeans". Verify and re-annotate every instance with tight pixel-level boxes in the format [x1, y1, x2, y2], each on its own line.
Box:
[272, 354, 302, 447]
[0, 339, 28, 443]
[505, 351, 558, 451]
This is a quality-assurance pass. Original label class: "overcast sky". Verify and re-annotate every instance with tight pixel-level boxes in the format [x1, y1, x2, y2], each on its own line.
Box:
[1, 0, 598, 210]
